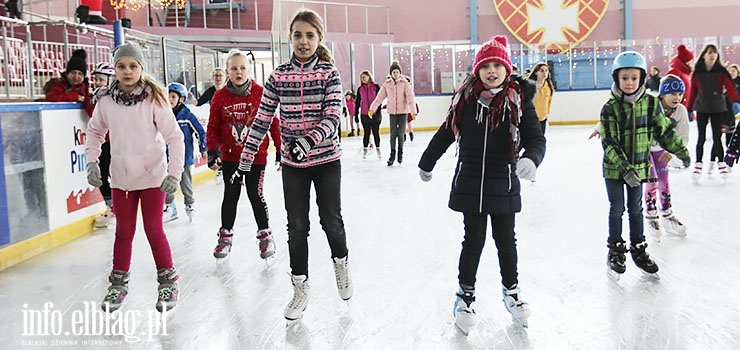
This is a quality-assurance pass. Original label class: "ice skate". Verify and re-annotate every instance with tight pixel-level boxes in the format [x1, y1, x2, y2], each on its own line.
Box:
[215, 169, 223, 185]
[630, 241, 660, 279]
[362, 147, 368, 159]
[284, 274, 309, 321]
[645, 211, 662, 242]
[332, 255, 353, 301]
[661, 212, 687, 237]
[607, 241, 628, 281]
[707, 161, 716, 176]
[213, 228, 233, 259]
[387, 150, 396, 167]
[163, 203, 178, 223]
[101, 270, 129, 312]
[185, 205, 195, 222]
[376, 147, 382, 160]
[691, 162, 702, 184]
[453, 288, 477, 335]
[256, 228, 276, 260]
[502, 284, 530, 328]
[718, 162, 729, 182]
[397, 150, 403, 165]
[94, 205, 115, 228]
[155, 268, 179, 312]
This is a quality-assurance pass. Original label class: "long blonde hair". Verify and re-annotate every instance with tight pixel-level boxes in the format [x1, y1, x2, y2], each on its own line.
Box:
[289, 9, 333, 63]
[142, 73, 168, 107]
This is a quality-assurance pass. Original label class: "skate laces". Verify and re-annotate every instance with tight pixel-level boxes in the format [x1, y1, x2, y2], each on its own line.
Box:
[333, 258, 350, 288]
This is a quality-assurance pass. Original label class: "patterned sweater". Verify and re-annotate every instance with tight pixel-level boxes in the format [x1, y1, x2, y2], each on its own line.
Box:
[600, 85, 689, 180]
[240, 54, 343, 169]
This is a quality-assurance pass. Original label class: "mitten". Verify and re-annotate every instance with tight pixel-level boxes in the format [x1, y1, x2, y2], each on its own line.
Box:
[732, 102, 740, 116]
[207, 149, 221, 168]
[230, 167, 248, 185]
[86, 162, 102, 188]
[623, 169, 641, 188]
[289, 137, 315, 162]
[160, 175, 179, 194]
[418, 168, 432, 182]
[515, 158, 537, 181]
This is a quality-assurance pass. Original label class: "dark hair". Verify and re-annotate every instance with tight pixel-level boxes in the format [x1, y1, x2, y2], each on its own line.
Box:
[290, 9, 333, 63]
[694, 44, 726, 74]
[527, 62, 555, 93]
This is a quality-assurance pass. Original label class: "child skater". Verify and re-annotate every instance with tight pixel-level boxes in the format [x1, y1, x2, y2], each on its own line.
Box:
[162, 82, 207, 223]
[418, 35, 545, 333]
[600, 51, 690, 281]
[237, 9, 353, 321]
[644, 75, 690, 240]
[90, 62, 116, 228]
[355, 71, 382, 159]
[206, 49, 281, 260]
[85, 42, 184, 312]
[344, 90, 358, 136]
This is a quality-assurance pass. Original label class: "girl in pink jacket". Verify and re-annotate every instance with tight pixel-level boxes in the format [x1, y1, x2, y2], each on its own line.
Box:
[85, 42, 184, 314]
[369, 61, 416, 166]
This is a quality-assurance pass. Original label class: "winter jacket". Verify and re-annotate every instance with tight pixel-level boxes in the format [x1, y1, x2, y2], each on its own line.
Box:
[45, 76, 94, 117]
[345, 98, 356, 117]
[173, 103, 207, 166]
[666, 56, 693, 109]
[600, 86, 689, 181]
[86, 87, 184, 191]
[196, 86, 216, 106]
[206, 81, 265, 164]
[240, 54, 343, 169]
[532, 82, 552, 122]
[688, 67, 739, 114]
[355, 82, 381, 116]
[650, 104, 690, 152]
[418, 77, 546, 214]
[370, 75, 415, 115]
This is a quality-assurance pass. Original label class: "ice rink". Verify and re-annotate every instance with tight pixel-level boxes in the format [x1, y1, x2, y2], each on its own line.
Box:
[1, 125, 739, 350]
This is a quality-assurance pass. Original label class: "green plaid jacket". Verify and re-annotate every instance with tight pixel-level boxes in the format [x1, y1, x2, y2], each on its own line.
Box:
[600, 93, 690, 180]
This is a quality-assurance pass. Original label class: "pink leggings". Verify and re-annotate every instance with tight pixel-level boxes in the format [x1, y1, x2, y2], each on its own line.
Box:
[111, 188, 174, 271]
[644, 150, 672, 213]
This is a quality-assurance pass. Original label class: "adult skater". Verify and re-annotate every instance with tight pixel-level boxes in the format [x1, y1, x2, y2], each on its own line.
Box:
[418, 35, 545, 333]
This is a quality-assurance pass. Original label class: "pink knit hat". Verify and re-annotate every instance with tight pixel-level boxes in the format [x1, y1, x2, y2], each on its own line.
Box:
[473, 35, 513, 75]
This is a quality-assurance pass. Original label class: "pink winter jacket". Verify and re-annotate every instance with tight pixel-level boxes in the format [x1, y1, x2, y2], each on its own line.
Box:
[86, 89, 185, 191]
[370, 75, 416, 115]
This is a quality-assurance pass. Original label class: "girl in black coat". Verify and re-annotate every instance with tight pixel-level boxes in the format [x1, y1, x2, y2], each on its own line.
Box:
[418, 35, 545, 333]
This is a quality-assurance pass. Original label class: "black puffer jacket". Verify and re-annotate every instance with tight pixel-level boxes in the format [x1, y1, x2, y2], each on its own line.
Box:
[418, 77, 546, 214]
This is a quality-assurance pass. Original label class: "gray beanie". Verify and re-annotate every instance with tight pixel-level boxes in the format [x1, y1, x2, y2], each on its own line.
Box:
[112, 42, 145, 68]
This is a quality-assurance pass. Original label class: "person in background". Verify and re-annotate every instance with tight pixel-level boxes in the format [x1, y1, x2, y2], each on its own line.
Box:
[369, 61, 416, 166]
[45, 49, 93, 116]
[723, 63, 740, 135]
[196, 68, 226, 106]
[162, 82, 208, 223]
[527, 62, 554, 135]
[344, 90, 359, 137]
[355, 71, 382, 159]
[666, 44, 694, 111]
[90, 62, 116, 228]
[644, 66, 661, 93]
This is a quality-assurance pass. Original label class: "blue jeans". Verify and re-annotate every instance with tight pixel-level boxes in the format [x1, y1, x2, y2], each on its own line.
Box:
[605, 178, 644, 244]
[282, 160, 348, 276]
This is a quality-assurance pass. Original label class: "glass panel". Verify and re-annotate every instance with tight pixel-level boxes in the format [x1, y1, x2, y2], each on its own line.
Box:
[412, 46, 431, 95]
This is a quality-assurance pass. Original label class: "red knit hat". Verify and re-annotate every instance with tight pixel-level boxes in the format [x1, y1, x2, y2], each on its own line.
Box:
[473, 35, 513, 75]
[676, 44, 694, 64]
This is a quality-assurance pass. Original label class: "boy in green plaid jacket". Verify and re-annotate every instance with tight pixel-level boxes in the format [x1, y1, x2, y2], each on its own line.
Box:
[601, 51, 690, 279]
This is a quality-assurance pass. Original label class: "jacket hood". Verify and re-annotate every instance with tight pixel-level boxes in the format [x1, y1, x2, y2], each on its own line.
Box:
[514, 75, 536, 101]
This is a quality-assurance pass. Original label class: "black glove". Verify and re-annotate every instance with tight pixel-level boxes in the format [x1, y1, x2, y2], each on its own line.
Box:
[275, 150, 281, 165]
[289, 137, 315, 162]
[623, 168, 641, 188]
[230, 167, 248, 185]
[207, 149, 222, 168]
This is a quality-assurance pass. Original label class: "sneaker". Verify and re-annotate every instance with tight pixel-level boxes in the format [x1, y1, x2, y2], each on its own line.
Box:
[213, 228, 234, 259]
[101, 270, 129, 312]
[692, 162, 703, 184]
[163, 204, 178, 223]
[256, 228, 276, 259]
[94, 205, 115, 228]
[185, 205, 195, 222]
[661, 212, 687, 236]
[284, 274, 309, 320]
[502, 284, 530, 327]
[155, 268, 179, 312]
[453, 287, 477, 334]
[645, 211, 662, 240]
[332, 255, 353, 300]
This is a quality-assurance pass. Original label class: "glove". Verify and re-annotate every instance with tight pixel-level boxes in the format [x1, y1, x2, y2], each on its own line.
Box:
[86, 162, 102, 188]
[515, 158, 537, 181]
[207, 149, 221, 168]
[725, 152, 739, 167]
[411, 114, 417, 121]
[160, 175, 179, 194]
[687, 110, 694, 122]
[230, 168, 248, 185]
[275, 150, 281, 165]
[732, 102, 740, 116]
[623, 168, 641, 188]
[289, 137, 315, 162]
[680, 156, 691, 169]
[418, 168, 432, 182]
[367, 110, 374, 119]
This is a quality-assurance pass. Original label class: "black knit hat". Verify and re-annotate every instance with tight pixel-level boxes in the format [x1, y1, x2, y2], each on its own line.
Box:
[389, 60, 401, 75]
[66, 49, 88, 74]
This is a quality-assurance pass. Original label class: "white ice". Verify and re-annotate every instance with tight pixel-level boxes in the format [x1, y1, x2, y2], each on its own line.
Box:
[1, 125, 739, 350]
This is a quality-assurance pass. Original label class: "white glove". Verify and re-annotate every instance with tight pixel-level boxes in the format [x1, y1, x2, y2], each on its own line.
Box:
[515, 158, 536, 181]
[418, 168, 432, 182]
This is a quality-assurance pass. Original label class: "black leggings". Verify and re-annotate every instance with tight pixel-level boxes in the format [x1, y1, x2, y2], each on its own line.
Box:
[361, 114, 381, 148]
[220, 161, 269, 231]
[457, 212, 518, 289]
[99, 141, 112, 201]
[696, 112, 725, 162]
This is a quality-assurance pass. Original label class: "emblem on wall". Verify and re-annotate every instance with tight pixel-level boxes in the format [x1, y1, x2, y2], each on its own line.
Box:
[494, 0, 609, 52]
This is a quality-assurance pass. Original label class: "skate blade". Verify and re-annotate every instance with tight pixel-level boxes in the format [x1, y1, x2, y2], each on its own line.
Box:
[512, 317, 529, 328]
[215, 255, 230, 268]
[640, 270, 661, 280]
[607, 268, 623, 281]
[454, 321, 472, 335]
[285, 316, 304, 326]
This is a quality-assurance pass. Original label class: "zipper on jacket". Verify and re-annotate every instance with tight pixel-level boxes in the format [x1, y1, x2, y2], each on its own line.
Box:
[507, 164, 512, 192]
[453, 163, 463, 188]
[479, 113, 488, 213]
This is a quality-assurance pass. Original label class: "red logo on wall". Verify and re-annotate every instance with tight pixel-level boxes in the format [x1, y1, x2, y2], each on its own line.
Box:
[66, 188, 104, 213]
[494, 0, 609, 52]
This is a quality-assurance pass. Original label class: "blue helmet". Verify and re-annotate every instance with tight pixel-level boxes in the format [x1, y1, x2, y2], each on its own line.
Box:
[612, 51, 647, 86]
[168, 82, 188, 99]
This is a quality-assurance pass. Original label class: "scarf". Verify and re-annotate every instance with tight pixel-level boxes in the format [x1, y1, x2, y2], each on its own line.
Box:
[611, 84, 645, 104]
[225, 79, 252, 97]
[93, 80, 149, 106]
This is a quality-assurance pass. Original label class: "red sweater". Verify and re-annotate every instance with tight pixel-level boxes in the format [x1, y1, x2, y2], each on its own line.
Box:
[45, 77, 93, 116]
[207, 82, 278, 165]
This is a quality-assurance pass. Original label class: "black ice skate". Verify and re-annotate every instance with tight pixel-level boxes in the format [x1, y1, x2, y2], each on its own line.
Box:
[387, 150, 396, 167]
[607, 241, 628, 280]
[630, 241, 660, 279]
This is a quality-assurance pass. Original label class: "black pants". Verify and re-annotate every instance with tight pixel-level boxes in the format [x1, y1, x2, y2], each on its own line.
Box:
[221, 161, 269, 231]
[361, 114, 381, 148]
[282, 161, 348, 276]
[458, 212, 518, 289]
[696, 112, 725, 162]
[540, 120, 547, 135]
[99, 141, 112, 201]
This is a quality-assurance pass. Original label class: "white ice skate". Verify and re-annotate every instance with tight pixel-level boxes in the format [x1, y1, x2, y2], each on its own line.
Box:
[94, 206, 115, 228]
[503, 284, 530, 328]
[707, 161, 716, 176]
[692, 162, 702, 184]
[163, 204, 178, 223]
[285, 274, 309, 321]
[332, 255, 353, 301]
[453, 289, 477, 335]
[645, 212, 662, 242]
[185, 205, 195, 223]
[661, 213, 687, 237]
[718, 162, 729, 182]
